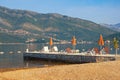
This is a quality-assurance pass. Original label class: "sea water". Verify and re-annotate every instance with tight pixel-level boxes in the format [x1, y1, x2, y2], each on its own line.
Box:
[0, 43, 119, 68]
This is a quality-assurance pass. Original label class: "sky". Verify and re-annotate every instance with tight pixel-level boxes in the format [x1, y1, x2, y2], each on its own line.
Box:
[0, 0, 120, 24]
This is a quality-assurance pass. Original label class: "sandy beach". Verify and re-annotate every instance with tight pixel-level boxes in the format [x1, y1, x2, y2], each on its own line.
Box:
[0, 61, 120, 80]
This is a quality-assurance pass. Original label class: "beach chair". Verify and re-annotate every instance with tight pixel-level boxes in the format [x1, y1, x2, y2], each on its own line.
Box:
[52, 46, 58, 52]
[42, 46, 49, 52]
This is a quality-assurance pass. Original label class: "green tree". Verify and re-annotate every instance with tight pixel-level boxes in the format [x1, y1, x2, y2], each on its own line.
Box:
[113, 38, 119, 55]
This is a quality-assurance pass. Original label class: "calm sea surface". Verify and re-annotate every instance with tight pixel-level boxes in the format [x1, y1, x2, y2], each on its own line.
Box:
[0, 43, 119, 68]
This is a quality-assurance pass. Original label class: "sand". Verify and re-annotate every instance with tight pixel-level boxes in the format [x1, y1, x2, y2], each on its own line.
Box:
[0, 61, 120, 80]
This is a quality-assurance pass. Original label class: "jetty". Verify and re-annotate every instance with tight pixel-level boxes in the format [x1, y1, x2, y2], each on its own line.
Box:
[24, 51, 120, 63]
[24, 35, 120, 63]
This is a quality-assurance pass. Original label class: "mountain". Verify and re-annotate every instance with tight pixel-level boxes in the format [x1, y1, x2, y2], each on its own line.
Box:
[105, 32, 120, 41]
[0, 32, 25, 43]
[100, 23, 120, 32]
[101, 23, 120, 40]
[0, 6, 116, 43]
[112, 23, 120, 31]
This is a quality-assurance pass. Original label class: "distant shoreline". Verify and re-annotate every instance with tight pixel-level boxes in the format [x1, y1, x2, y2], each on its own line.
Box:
[0, 43, 25, 45]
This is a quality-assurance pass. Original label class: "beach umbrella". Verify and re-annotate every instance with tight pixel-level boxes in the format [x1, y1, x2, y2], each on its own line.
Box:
[98, 34, 104, 46]
[49, 37, 53, 51]
[113, 38, 119, 55]
[71, 36, 76, 52]
[71, 36, 76, 46]
[98, 34, 104, 54]
[49, 37, 53, 46]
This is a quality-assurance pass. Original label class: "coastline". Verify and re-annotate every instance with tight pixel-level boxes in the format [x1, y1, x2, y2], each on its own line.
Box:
[0, 61, 120, 80]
